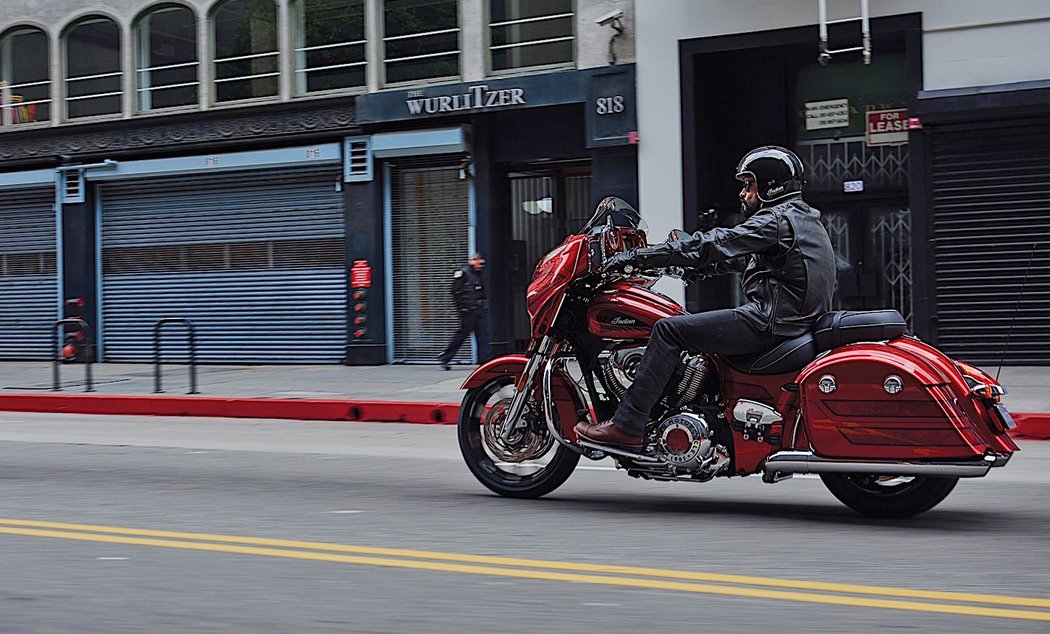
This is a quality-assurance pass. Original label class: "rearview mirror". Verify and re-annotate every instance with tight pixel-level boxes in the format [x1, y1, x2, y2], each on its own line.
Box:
[667, 229, 687, 242]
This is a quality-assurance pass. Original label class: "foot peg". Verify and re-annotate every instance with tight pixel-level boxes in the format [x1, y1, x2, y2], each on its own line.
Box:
[577, 438, 661, 463]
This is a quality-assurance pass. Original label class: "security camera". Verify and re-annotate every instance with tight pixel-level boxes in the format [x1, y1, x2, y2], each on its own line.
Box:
[595, 9, 624, 26]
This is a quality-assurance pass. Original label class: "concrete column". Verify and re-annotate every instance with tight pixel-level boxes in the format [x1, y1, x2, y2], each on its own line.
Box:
[460, 0, 484, 81]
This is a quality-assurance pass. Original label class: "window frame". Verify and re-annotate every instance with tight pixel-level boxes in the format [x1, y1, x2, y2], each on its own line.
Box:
[485, 0, 576, 77]
[209, 0, 281, 106]
[0, 25, 52, 129]
[380, 0, 462, 88]
[292, 0, 368, 97]
[134, 4, 201, 113]
[62, 16, 124, 122]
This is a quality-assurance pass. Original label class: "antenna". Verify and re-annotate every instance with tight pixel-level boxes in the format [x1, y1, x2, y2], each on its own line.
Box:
[996, 242, 1039, 382]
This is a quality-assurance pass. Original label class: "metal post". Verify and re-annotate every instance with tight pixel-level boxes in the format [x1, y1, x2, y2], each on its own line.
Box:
[52, 318, 94, 392]
[154, 318, 199, 395]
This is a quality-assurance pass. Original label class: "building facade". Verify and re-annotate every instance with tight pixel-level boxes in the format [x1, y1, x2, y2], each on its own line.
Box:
[635, 1, 1050, 365]
[0, 0, 638, 364]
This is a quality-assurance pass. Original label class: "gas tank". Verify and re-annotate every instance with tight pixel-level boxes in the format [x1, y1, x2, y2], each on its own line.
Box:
[587, 283, 686, 340]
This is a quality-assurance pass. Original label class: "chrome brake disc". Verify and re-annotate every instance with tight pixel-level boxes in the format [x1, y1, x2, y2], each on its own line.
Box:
[481, 398, 554, 462]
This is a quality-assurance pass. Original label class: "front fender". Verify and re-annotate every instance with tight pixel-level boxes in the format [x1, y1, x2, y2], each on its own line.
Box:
[460, 354, 586, 442]
[461, 355, 528, 390]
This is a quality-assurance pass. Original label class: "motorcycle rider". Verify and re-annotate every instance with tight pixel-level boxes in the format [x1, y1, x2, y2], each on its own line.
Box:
[574, 146, 836, 448]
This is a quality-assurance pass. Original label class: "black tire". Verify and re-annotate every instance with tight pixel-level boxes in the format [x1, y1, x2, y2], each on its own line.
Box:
[820, 473, 959, 519]
[458, 375, 580, 499]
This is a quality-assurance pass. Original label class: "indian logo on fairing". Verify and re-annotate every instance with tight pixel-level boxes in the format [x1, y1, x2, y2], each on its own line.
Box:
[610, 316, 638, 326]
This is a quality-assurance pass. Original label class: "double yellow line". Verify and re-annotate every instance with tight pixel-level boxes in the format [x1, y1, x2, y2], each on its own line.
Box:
[2, 517, 1048, 622]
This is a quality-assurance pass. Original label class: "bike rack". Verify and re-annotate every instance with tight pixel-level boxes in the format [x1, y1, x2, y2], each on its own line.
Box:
[153, 318, 199, 394]
[52, 318, 95, 392]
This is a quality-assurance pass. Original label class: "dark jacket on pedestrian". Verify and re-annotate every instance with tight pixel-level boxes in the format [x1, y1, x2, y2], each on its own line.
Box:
[452, 264, 486, 313]
[632, 196, 836, 337]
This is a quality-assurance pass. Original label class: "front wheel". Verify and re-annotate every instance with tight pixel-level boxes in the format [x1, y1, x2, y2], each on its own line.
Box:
[458, 375, 580, 498]
[820, 474, 959, 519]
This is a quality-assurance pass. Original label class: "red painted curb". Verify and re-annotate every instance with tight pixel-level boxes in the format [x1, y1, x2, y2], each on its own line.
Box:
[0, 393, 459, 425]
[1, 393, 1048, 439]
[1012, 413, 1050, 441]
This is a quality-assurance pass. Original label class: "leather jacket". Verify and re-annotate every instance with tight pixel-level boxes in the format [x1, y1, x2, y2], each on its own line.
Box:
[632, 196, 836, 337]
[451, 264, 486, 313]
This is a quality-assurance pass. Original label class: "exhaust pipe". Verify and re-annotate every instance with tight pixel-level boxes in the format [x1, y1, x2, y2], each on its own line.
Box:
[763, 451, 999, 481]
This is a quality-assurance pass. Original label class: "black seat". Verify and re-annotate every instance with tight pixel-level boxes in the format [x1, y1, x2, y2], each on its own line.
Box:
[812, 309, 907, 352]
[723, 333, 817, 375]
[723, 310, 908, 375]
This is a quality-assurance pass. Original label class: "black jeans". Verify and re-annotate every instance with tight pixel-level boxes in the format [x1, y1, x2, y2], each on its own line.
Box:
[613, 308, 784, 435]
[439, 308, 490, 364]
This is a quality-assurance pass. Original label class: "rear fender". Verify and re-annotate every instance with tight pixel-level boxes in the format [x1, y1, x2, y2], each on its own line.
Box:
[461, 354, 587, 441]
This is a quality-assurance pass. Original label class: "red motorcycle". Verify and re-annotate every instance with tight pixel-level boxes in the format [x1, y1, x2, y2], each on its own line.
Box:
[457, 197, 1018, 518]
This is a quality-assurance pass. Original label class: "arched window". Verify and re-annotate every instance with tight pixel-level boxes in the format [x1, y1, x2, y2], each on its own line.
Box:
[64, 17, 122, 119]
[382, 0, 459, 85]
[136, 4, 199, 110]
[212, 0, 278, 103]
[0, 26, 50, 126]
[294, 0, 366, 94]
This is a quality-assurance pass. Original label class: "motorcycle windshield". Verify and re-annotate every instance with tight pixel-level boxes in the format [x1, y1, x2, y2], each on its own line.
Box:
[580, 196, 648, 235]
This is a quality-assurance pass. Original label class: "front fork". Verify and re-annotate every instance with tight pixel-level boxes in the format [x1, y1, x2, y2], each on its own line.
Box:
[498, 337, 595, 453]
[499, 336, 554, 443]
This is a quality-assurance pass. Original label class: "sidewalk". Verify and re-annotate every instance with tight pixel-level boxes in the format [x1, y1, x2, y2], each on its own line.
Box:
[0, 361, 1047, 438]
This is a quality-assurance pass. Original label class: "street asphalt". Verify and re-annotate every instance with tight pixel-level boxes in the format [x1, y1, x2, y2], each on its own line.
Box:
[0, 412, 1048, 633]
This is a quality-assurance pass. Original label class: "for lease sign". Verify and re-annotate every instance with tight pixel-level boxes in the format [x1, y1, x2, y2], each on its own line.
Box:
[866, 109, 908, 146]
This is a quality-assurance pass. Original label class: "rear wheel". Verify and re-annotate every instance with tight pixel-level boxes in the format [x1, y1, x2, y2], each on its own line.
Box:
[820, 474, 959, 519]
[458, 374, 580, 498]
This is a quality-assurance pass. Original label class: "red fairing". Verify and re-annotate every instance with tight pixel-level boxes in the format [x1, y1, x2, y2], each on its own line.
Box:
[587, 283, 686, 339]
[526, 235, 588, 339]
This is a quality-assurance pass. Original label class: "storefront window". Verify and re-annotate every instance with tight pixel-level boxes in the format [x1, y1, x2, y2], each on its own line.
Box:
[136, 6, 199, 111]
[212, 0, 278, 103]
[382, 0, 459, 85]
[0, 27, 50, 126]
[489, 0, 573, 73]
[64, 18, 122, 119]
[294, 0, 366, 93]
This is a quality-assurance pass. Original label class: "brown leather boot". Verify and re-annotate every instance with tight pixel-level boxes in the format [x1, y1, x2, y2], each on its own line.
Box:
[574, 420, 643, 448]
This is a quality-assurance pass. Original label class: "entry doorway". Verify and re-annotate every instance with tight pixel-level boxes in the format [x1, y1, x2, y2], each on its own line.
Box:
[814, 197, 913, 323]
[507, 165, 591, 349]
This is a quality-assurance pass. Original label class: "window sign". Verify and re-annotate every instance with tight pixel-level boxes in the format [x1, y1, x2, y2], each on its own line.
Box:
[865, 108, 908, 146]
[805, 98, 850, 130]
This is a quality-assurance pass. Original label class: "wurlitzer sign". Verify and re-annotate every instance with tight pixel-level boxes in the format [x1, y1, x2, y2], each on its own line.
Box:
[405, 85, 526, 116]
[866, 108, 909, 146]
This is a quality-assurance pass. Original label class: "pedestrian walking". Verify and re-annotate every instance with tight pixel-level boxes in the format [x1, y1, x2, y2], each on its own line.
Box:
[438, 253, 490, 369]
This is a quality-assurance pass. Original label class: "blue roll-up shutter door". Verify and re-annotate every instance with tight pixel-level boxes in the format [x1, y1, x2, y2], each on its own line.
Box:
[99, 166, 347, 363]
[0, 186, 57, 360]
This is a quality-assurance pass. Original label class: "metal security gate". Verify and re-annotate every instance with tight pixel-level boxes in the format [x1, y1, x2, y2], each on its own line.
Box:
[100, 166, 347, 363]
[930, 117, 1050, 364]
[0, 186, 57, 359]
[389, 158, 470, 362]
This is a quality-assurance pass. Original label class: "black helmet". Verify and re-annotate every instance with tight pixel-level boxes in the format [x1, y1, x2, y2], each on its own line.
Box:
[735, 146, 805, 203]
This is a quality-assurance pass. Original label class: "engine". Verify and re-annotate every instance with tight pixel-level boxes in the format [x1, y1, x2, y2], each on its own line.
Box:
[597, 345, 716, 409]
[652, 411, 730, 480]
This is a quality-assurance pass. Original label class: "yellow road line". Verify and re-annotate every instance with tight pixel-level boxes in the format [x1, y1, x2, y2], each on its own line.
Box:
[1, 525, 1049, 622]
[0, 517, 1047, 610]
